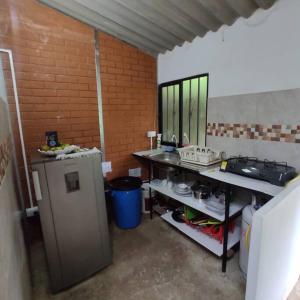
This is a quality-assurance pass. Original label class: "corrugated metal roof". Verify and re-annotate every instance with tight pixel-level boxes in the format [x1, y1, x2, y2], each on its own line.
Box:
[39, 0, 277, 57]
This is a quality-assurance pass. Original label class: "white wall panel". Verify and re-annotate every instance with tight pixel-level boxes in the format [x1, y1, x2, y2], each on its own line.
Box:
[246, 179, 300, 300]
[158, 0, 300, 98]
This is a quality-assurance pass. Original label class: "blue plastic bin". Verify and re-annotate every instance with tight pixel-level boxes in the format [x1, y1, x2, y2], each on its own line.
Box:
[110, 177, 142, 229]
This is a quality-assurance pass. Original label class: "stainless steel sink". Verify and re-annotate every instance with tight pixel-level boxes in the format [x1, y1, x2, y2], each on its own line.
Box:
[149, 152, 181, 164]
[144, 150, 218, 172]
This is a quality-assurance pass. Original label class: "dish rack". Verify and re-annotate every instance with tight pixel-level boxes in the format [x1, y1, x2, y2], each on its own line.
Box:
[177, 146, 223, 166]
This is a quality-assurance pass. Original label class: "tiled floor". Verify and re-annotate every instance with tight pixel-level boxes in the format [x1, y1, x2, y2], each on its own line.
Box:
[30, 215, 300, 300]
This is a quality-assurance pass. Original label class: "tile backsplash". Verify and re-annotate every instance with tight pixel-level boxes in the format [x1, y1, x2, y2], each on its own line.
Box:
[206, 88, 300, 170]
[207, 123, 300, 143]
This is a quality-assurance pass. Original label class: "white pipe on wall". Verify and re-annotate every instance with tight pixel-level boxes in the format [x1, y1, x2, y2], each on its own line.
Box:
[94, 31, 106, 160]
[0, 48, 34, 208]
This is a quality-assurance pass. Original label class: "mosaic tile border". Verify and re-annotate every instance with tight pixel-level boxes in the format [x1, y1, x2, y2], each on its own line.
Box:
[207, 123, 300, 143]
[0, 136, 12, 186]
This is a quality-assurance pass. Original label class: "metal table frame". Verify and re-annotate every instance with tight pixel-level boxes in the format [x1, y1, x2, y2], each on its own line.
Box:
[145, 159, 237, 272]
[134, 152, 281, 273]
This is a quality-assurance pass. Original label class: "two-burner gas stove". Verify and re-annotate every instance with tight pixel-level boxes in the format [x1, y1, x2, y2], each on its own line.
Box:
[220, 156, 297, 186]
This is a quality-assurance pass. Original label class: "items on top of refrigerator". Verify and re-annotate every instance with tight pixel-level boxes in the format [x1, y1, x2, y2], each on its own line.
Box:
[38, 144, 80, 157]
[39, 131, 80, 157]
[45, 131, 59, 147]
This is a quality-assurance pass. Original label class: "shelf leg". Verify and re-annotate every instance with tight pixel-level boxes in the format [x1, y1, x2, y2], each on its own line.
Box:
[149, 187, 153, 219]
[222, 185, 231, 272]
[149, 163, 153, 219]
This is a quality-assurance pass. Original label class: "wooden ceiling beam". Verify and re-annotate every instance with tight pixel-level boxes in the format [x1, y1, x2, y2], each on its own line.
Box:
[168, 0, 222, 32]
[195, 0, 239, 26]
[225, 0, 259, 18]
[40, 0, 160, 55]
[254, 0, 277, 9]
[75, 0, 173, 51]
[116, 0, 193, 43]
[39, 0, 278, 55]
[143, 0, 208, 37]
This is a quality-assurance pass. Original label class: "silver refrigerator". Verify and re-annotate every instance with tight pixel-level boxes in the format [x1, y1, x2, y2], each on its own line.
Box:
[31, 152, 111, 293]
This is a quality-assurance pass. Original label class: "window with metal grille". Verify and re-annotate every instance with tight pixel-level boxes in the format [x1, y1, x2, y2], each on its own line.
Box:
[158, 73, 208, 147]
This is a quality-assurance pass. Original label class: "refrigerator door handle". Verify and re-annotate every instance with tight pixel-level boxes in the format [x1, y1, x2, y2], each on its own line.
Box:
[32, 170, 42, 201]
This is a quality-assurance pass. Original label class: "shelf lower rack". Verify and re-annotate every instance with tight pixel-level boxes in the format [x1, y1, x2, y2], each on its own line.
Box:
[161, 211, 241, 256]
[149, 183, 248, 221]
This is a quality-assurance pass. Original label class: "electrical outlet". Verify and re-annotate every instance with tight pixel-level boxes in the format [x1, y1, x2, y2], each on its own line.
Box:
[129, 167, 141, 177]
[102, 161, 112, 176]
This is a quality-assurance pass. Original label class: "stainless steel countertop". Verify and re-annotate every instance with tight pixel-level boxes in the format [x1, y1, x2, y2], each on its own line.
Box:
[133, 149, 284, 196]
[133, 149, 220, 173]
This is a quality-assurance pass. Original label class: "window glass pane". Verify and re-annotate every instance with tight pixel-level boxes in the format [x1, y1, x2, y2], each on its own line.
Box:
[182, 80, 190, 144]
[162, 87, 168, 141]
[167, 85, 173, 141]
[160, 74, 208, 147]
[161, 84, 179, 143]
[190, 78, 199, 145]
[199, 76, 208, 146]
[182, 76, 208, 146]
[174, 85, 179, 139]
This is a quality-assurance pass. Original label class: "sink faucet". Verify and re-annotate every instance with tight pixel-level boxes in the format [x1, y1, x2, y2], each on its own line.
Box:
[183, 132, 190, 146]
[171, 134, 178, 148]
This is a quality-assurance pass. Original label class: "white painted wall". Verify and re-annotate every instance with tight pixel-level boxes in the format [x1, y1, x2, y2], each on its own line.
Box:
[0, 57, 31, 300]
[158, 0, 300, 98]
[246, 178, 300, 300]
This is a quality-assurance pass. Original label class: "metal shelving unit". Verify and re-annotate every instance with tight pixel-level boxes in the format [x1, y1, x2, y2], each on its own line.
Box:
[133, 150, 283, 273]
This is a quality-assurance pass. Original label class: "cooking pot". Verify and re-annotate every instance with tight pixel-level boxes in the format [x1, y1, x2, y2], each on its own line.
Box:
[191, 183, 211, 200]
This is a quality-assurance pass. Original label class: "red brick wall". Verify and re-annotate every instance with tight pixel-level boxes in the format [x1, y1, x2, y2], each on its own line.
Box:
[0, 0, 157, 206]
[0, 0, 98, 152]
[0, 0, 98, 207]
[99, 33, 157, 179]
